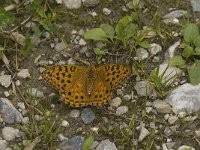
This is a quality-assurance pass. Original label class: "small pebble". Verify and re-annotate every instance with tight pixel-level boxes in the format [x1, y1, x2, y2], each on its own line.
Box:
[2, 127, 19, 141]
[4, 91, 10, 97]
[69, 109, 81, 118]
[123, 94, 132, 101]
[17, 102, 25, 110]
[81, 108, 95, 124]
[103, 8, 111, 15]
[55, 42, 65, 52]
[109, 97, 122, 107]
[138, 126, 150, 142]
[61, 120, 69, 127]
[17, 69, 30, 79]
[15, 80, 21, 86]
[0, 75, 11, 88]
[164, 127, 173, 136]
[168, 115, 178, 124]
[79, 38, 87, 45]
[116, 106, 128, 115]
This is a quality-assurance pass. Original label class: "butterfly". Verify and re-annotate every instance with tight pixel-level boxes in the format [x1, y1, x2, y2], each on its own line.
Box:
[42, 64, 131, 107]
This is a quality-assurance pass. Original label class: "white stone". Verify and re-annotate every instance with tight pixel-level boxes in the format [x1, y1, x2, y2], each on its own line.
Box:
[79, 38, 87, 45]
[167, 83, 200, 114]
[153, 100, 172, 114]
[195, 129, 200, 137]
[135, 48, 149, 60]
[4, 91, 10, 97]
[116, 106, 128, 115]
[63, 0, 81, 9]
[17, 102, 25, 110]
[55, 42, 65, 52]
[96, 139, 117, 150]
[103, 8, 111, 15]
[123, 94, 132, 101]
[58, 134, 68, 141]
[168, 115, 178, 124]
[56, 0, 62, 4]
[22, 117, 29, 124]
[109, 97, 122, 107]
[177, 145, 195, 150]
[134, 81, 154, 96]
[149, 43, 162, 55]
[0, 140, 8, 150]
[138, 126, 150, 142]
[157, 63, 182, 85]
[2, 127, 19, 141]
[15, 80, 21, 86]
[164, 40, 181, 63]
[67, 58, 76, 65]
[69, 109, 80, 118]
[146, 107, 153, 113]
[61, 120, 69, 127]
[17, 69, 30, 79]
[0, 75, 11, 88]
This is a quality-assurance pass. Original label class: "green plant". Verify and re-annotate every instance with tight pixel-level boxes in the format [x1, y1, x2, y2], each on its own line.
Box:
[0, 6, 15, 28]
[23, 110, 61, 148]
[149, 65, 177, 97]
[84, 16, 149, 49]
[170, 23, 200, 84]
[29, 0, 59, 35]
[82, 135, 94, 150]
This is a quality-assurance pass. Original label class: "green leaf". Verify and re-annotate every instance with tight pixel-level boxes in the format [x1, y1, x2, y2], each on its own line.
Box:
[94, 48, 106, 56]
[0, 6, 15, 28]
[82, 135, 94, 150]
[84, 28, 108, 41]
[124, 23, 138, 39]
[194, 47, 200, 55]
[194, 35, 200, 47]
[115, 16, 132, 40]
[170, 56, 186, 66]
[100, 24, 115, 40]
[188, 61, 200, 85]
[182, 45, 193, 58]
[184, 23, 199, 43]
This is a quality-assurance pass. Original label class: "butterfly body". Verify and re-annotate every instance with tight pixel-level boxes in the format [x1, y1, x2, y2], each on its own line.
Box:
[42, 64, 131, 107]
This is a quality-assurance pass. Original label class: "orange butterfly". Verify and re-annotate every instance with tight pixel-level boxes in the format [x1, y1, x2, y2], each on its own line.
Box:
[42, 64, 131, 107]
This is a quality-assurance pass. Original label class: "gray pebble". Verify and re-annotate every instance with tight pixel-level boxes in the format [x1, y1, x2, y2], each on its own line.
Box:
[59, 136, 84, 150]
[96, 139, 117, 150]
[116, 106, 128, 115]
[0, 98, 23, 124]
[81, 108, 95, 124]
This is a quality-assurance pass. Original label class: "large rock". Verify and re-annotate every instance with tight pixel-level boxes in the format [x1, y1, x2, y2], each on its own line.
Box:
[166, 83, 200, 114]
[0, 98, 23, 124]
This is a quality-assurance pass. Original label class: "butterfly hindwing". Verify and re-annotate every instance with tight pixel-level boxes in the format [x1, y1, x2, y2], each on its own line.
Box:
[60, 79, 89, 107]
[97, 64, 131, 89]
[90, 80, 112, 106]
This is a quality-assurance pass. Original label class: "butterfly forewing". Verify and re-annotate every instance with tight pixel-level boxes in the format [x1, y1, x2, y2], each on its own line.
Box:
[97, 64, 131, 89]
[42, 65, 86, 93]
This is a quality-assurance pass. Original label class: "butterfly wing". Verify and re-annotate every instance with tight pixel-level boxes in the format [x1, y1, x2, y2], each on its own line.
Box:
[43, 65, 91, 107]
[89, 79, 113, 106]
[42, 65, 85, 92]
[97, 64, 131, 89]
